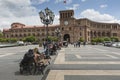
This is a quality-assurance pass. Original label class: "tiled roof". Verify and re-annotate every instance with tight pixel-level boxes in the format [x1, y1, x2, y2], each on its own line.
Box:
[3, 29, 9, 31]
[3, 24, 60, 31]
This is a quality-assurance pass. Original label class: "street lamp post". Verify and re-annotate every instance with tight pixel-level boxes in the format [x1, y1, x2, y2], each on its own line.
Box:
[39, 7, 55, 55]
[55, 28, 61, 41]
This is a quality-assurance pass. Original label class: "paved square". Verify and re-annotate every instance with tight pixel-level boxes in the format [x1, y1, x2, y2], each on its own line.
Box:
[46, 45, 120, 80]
[46, 70, 120, 80]
[54, 46, 120, 64]
[65, 75, 120, 80]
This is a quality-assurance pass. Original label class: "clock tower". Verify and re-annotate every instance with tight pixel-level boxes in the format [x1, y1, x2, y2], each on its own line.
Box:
[59, 10, 76, 42]
[59, 10, 74, 26]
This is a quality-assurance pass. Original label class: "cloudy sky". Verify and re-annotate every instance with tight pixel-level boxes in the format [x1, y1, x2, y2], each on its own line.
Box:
[0, 0, 120, 30]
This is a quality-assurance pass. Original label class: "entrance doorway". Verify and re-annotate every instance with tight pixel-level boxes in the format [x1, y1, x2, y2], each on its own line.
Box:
[63, 34, 70, 42]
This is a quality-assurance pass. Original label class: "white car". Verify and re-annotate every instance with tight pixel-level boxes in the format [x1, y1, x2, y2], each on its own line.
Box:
[103, 41, 112, 46]
[116, 42, 120, 48]
[111, 42, 118, 47]
[17, 41, 24, 46]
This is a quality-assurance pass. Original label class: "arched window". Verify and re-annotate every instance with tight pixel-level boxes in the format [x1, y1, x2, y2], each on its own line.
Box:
[32, 33, 35, 36]
[80, 32, 82, 36]
[24, 34, 26, 37]
[7, 35, 9, 38]
[52, 33, 54, 36]
[28, 33, 31, 36]
[37, 33, 40, 36]
[106, 32, 110, 37]
[42, 33, 44, 36]
[19, 34, 22, 37]
[11, 34, 13, 37]
[98, 32, 101, 36]
[102, 32, 105, 36]
[15, 34, 18, 37]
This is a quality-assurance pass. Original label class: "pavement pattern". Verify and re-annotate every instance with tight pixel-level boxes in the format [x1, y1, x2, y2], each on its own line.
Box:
[0, 45, 56, 80]
[46, 45, 120, 80]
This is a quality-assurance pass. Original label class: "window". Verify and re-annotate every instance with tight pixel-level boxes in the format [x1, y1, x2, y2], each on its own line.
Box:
[33, 33, 35, 36]
[112, 25, 117, 30]
[88, 32, 90, 36]
[37, 29, 40, 31]
[51, 28, 54, 31]
[19, 34, 22, 37]
[60, 13, 62, 18]
[15, 34, 18, 37]
[52, 33, 54, 36]
[11, 34, 13, 37]
[80, 32, 82, 36]
[24, 34, 26, 37]
[28, 33, 31, 36]
[28, 29, 31, 32]
[62, 27, 64, 31]
[42, 29, 44, 31]
[37, 33, 40, 36]
[32, 29, 35, 32]
[113, 33, 117, 36]
[15, 30, 18, 33]
[7, 35, 9, 38]
[42, 33, 45, 36]
[106, 25, 110, 29]
[80, 27, 82, 30]
[24, 29, 26, 32]
[48, 33, 50, 36]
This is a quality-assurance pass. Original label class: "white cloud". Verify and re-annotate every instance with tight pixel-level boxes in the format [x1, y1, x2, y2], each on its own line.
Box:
[31, 0, 49, 5]
[0, 14, 60, 31]
[53, 15, 60, 25]
[66, 4, 79, 10]
[0, 0, 60, 31]
[0, 16, 40, 30]
[55, 0, 62, 3]
[55, 0, 72, 4]
[81, 0, 86, 2]
[100, 4, 107, 8]
[0, 0, 37, 18]
[80, 9, 120, 23]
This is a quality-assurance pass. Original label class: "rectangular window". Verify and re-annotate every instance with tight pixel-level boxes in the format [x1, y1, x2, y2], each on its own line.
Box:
[42, 29, 44, 31]
[113, 33, 117, 36]
[62, 27, 64, 31]
[80, 32, 82, 36]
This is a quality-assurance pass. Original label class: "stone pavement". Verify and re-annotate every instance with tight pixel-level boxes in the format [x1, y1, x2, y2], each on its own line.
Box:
[45, 45, 120, 80]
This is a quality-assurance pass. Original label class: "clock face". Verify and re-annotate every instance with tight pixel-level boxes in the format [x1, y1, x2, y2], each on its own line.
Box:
[64, 21, 68, 25]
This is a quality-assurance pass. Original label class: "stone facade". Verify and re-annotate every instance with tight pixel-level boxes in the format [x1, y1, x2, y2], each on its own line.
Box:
[60, 10, 120, 42]
[3, 23, 59, 42]
[3, 10, 120, 43]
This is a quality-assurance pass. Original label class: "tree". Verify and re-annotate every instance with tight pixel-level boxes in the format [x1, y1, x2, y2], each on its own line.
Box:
[0, 38, 7, 42]
[79, 37, 84, 42]
[103, 37, 111, 41]
[24, 36, 36, 42]
[48, 36, 58, 42]
[96, 38, 104, 43]
[0, 33, 3, 38]
[8, 38, 17, 43]
[110, 37, 119, 42]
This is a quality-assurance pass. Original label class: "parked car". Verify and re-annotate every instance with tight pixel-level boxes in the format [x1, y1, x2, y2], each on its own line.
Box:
[17, 41, 24, 46]
[103, 41, 112, 47]
[116, 42, 120, 48]
[111, 42, 118, 47]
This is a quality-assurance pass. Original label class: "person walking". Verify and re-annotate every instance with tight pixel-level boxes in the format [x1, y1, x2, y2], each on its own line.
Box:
[83, 41, 86, 46]
[74, 42, 76, 47]
[78, 41, 81, 47]
[43, 41, 46, 49]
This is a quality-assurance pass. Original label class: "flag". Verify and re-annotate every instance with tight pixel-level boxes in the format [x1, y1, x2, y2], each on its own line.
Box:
[64, 0, 66, 3]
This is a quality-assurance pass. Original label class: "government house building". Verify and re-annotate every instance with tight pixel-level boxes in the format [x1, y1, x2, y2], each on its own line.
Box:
[3, 10, 120, 43]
